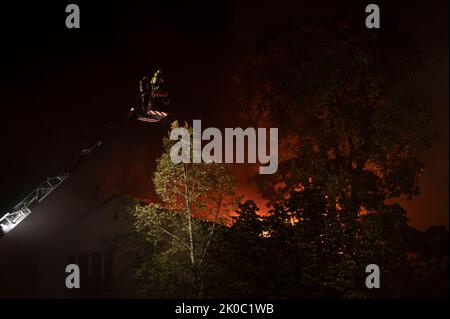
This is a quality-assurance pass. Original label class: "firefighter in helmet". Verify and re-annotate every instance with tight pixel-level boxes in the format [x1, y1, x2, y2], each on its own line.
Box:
[138, 69, 169, 114]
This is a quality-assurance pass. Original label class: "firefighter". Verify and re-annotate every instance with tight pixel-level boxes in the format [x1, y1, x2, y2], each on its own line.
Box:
[137, 69, 169, 117]
[138, 75, 152, 114]
[150, 69, 169, 110]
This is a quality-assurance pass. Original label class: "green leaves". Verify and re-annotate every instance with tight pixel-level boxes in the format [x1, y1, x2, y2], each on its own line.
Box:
[116, 123, 238, 298]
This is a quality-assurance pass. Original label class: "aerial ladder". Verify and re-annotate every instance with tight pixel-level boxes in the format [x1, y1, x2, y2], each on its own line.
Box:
[0, 69, 169, 236]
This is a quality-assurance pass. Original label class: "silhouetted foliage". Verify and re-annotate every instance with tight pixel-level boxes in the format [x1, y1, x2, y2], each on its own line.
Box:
[113, 15, 447, 299]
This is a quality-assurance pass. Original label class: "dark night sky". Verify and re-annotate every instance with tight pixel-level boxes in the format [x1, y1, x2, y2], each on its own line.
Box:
[0, 0, 448, 230]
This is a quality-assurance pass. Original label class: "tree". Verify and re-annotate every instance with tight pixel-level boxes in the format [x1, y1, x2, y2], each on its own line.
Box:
[234, 16, 437, 203]
[232, 15, 439, 297]
[124, 121, 236, 298]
